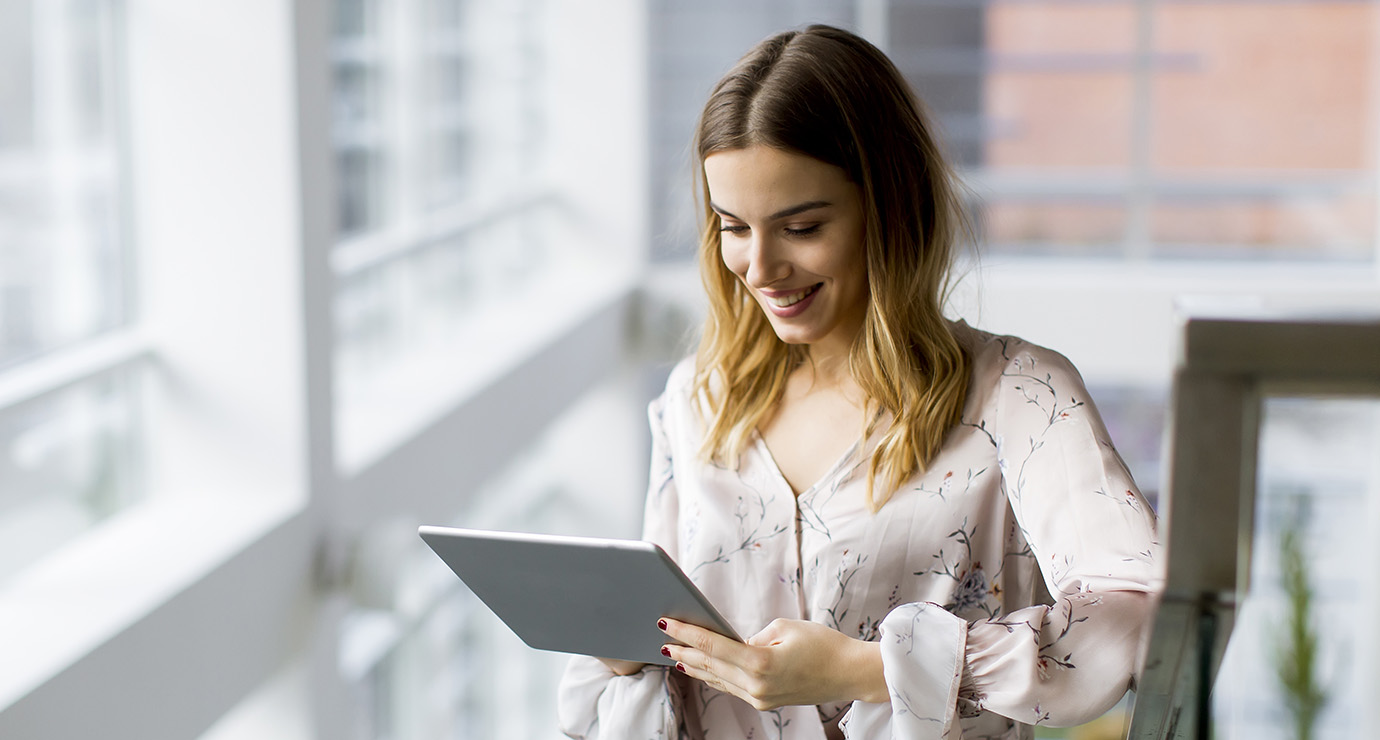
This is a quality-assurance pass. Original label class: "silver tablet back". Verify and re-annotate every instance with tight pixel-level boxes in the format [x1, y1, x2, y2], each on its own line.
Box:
[418, 526, 741, 666]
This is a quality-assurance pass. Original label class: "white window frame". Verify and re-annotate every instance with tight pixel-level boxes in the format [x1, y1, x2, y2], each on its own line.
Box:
[0, 2, 649, 739]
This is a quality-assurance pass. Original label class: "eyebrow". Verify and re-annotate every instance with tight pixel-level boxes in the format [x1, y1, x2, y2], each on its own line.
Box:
[710, 200, 833, 222]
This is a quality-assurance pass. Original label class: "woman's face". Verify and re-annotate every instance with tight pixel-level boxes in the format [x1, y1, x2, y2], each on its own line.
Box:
[704, 145, 868, 355]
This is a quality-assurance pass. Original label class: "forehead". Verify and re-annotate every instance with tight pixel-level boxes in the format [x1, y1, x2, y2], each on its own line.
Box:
[703, 146, 853, 215]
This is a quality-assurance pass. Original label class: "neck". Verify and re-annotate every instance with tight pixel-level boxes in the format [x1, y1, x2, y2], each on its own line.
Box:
[802, 333, 858, 392]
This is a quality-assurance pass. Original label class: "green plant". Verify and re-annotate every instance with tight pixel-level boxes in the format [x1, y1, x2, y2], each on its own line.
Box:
[1270, 503, 1328, 740]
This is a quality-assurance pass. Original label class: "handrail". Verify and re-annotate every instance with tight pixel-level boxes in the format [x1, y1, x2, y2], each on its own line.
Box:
[1126, 302, 1380, 739]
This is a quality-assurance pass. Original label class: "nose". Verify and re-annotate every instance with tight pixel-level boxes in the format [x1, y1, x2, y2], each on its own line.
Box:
[744, 232, 790, 287]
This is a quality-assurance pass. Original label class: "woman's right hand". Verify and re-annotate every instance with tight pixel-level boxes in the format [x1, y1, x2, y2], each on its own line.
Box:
[597, 657, 647, 676]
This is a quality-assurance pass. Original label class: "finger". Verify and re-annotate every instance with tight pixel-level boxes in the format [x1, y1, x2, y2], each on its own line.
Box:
[659, 617, 753, 666]
[672, 646, 764, 705]
[660, 618, 759, 691]
[670, 655, 757, 707]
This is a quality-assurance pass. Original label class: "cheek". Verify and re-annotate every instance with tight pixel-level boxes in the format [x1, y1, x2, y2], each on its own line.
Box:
[720, 241, 749, 279]
[833, 251, 869, 304]
[821, 236, 866, 287]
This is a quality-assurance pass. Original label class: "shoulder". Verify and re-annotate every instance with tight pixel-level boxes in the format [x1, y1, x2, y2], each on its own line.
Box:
[665, 354, 698, 394]
[951, 321, 1092, 423]
[953, 320, 1084, 387]
[648, 355, 701, 429]
[655, 355, 698, 410]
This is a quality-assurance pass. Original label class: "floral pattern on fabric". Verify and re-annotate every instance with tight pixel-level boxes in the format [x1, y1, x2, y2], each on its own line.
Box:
[558, 323, 1162, 740]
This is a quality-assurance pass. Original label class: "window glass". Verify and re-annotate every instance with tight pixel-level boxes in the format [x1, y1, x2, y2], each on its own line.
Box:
[0, 366, 145, 583]
[1148, 3, 1375, 259]
[331, 0, 557, 460]
[0, 0, 129, 369]
[977, 0, 1377, 260]
[1212, 397, 1378, 738]
[419, 25, 470, 211]
[0, 0, 141, 585]
[331, 0, 387, 237]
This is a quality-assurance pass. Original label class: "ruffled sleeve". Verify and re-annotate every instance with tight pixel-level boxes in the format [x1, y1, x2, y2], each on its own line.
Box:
[845, 342, 1161, 738]
[963, 343, 1160, 726]
[842, 603, 970, 738]
[558, 388, 695, 739]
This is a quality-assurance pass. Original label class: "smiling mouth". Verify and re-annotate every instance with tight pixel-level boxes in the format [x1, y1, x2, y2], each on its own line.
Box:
[765, 284, 822, 308]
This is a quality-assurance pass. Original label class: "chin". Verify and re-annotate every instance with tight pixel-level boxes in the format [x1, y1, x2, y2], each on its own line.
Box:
[765, 323, 820, 346]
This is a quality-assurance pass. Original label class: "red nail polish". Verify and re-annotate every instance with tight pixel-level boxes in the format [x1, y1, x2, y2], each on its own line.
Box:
[658, 619, 667, 631]
[661, 646, 672, 658]
[675, 662, 687, 673]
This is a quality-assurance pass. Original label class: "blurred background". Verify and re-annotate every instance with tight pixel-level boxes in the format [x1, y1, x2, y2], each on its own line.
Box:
[0, 0, 1378, 738]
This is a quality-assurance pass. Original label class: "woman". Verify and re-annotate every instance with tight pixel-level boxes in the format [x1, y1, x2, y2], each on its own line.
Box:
[559, 24, 1160, 740]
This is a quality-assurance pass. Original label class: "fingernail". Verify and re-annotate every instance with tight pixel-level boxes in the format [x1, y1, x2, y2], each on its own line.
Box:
[657, 619, 668, 631]
[675, 662, 687, 673]
[661, 646, 672, 658]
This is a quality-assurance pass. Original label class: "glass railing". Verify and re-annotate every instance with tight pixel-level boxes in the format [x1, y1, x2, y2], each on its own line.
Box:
[1129, 303, 1380, 739]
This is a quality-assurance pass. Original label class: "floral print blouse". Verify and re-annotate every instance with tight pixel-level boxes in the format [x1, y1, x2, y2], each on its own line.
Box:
[558, 323, 1162, 740]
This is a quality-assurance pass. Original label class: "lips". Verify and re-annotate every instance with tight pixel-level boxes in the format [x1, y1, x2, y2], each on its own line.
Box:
[758, 283, 822, 317]
[765, 284, 821, 307]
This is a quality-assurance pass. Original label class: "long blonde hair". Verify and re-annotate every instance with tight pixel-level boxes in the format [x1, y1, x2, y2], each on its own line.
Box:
[691, 25, 972, 511]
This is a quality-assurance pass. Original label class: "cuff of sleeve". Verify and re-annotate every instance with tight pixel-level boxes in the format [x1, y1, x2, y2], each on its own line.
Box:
[956, 655, 984, 719]
[841, 602, 967, 739]
[558, 657, 674, 739]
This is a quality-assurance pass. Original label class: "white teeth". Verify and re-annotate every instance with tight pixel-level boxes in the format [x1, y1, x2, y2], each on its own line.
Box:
[768, 286, 816, 307]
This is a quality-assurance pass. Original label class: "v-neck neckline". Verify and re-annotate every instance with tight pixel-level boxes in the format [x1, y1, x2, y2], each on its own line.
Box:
[753, 431, 863, 500]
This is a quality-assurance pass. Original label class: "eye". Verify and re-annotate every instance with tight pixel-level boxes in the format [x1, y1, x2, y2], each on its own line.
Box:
[719, 223, 749, 236]
[784, 224, 821, 237]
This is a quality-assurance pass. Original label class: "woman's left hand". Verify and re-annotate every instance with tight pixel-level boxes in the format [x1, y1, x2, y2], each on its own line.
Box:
[660, 617, 888, 711]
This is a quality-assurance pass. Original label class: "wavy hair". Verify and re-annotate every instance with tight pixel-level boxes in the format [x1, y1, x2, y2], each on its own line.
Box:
[691, 24, 972, 511]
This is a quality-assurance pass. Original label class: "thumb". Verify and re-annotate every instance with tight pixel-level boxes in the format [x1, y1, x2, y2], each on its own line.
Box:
[747, 618, 792, 647]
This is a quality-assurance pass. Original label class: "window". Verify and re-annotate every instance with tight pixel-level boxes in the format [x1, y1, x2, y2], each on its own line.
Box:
[1211, 397, 1377, 738]
[645, 1, 1380, 263]
[338, 381, 647, 739]
[0, 365, 144, 582]
[0, 0, 145, 584]
[966, 0, 1377, 260]
[0, 0, 130, 368]
[331, 0, 586, 470]
[316, 1, 650, 736]
[1, 1, 648, 736]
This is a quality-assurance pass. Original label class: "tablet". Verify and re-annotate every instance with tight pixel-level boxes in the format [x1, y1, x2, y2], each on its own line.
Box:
[418, 526, 742, 666]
